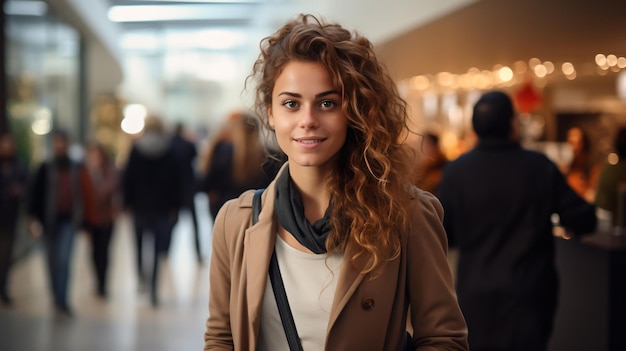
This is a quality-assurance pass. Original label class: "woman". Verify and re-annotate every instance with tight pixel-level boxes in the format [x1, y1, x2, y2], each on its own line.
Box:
[200, 112, 281, 220]
[564, 126, 600, 202]
[204, 14, 468, 350]
[81, 141, 120, 299]
[412, 132, 448, 194]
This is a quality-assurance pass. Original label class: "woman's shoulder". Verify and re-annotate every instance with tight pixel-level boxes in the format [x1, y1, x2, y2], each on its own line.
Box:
[408, 186, 444, 218]
[403, 186, 446, 243]
[217, 189, 256, 217]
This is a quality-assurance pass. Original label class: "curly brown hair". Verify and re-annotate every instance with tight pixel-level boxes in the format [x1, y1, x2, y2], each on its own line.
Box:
[249, 14, 414, 274]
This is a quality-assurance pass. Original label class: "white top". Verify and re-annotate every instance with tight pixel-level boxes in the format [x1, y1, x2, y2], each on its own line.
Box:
[257, 234, 343, 351]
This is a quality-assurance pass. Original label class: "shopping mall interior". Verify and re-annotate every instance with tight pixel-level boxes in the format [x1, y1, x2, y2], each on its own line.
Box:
[1, 0, 626, 350]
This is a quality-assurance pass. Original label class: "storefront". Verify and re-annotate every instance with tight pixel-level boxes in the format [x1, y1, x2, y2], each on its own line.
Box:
[4, 0, 83, 168]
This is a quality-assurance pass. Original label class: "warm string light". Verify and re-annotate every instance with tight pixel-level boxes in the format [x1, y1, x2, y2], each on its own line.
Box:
[404, 53, 625, 93]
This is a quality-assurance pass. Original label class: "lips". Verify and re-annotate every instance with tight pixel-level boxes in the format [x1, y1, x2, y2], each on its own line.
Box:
[297, 139, 324, 144]
[294, 137, 326, 143]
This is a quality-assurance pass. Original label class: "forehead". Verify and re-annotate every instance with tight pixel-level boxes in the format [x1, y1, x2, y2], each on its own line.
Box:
[273, 61, 336, 93]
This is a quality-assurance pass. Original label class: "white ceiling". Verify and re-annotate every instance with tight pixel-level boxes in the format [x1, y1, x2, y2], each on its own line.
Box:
[107, 0, 478, 46]
[262, 0, 478, 45]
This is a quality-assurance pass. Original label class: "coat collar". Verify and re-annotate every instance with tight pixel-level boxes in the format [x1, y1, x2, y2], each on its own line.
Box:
[476, 138, 521, 150]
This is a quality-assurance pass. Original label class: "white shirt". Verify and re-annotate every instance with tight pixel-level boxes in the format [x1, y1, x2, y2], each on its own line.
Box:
[257, 234, 343, 351]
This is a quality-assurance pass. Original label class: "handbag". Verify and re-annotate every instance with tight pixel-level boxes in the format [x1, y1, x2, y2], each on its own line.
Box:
[253, 189, 304, 351]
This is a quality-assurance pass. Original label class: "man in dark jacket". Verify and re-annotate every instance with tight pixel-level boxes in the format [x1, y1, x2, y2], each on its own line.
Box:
[28, 130, 84, 316]
[437, 90, 597, 351]
[170, 122, 201, 263]
[123, 116, 181, 307]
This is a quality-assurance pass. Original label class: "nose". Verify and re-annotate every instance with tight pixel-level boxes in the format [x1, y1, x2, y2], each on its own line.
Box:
[299, 105, 319, 129]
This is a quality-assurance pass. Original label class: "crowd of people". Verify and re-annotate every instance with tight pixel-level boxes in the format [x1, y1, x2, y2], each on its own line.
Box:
[0, 110, 280, 314]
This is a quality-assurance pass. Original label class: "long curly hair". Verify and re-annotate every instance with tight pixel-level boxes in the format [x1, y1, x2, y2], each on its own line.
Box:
[249, 14, 414, 274]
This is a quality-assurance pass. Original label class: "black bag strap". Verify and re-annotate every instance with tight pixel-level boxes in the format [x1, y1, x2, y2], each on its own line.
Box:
[252, 189, 303, 351]
[252, 188, 264, 224]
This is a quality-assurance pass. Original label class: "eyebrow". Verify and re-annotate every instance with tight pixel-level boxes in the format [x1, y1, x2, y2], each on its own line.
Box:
[277, 90, 340, 98]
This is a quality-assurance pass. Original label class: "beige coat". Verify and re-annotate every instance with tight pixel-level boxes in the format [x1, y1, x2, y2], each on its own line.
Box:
[204, 167, 468, 350]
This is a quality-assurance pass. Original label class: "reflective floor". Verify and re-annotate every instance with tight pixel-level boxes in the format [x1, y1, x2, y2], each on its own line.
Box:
[0, 194, 214, 351]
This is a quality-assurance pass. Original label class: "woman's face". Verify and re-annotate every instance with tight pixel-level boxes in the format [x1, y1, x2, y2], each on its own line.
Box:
[86, 146, 103, 167]
[268, 61, 347, 173]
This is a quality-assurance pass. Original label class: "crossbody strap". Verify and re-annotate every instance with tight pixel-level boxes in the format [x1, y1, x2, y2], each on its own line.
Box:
[252, 189, 303, 351]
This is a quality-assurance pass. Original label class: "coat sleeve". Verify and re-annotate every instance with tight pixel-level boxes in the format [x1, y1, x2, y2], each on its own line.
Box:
[407, 190, 469, 350]
[204, 200, 235, 350]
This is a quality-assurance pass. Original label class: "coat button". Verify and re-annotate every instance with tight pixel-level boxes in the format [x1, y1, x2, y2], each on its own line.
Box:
[361, 298, 375, 310]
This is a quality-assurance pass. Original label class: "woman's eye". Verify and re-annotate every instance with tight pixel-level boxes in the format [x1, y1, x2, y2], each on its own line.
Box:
[320, 100, 336, 109]
[283, 100, 298, 109]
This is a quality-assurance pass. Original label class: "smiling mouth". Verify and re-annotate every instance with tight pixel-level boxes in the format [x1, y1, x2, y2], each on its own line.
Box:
[294, 138, 326, 144]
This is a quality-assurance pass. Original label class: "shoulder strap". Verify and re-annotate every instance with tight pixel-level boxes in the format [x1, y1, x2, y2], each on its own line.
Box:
[251, 188, 303, 351]
[269, 252, 303, 351]
[252, 188, 264, 224]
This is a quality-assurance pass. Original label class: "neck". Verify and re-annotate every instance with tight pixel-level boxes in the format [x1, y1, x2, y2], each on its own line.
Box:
[288, 165, 332, 223]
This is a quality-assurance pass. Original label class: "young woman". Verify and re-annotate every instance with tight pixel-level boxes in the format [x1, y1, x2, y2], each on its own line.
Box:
[81, 141, 120, 298]
[204, 14, 468, 350]
[200, 112, 279, 221]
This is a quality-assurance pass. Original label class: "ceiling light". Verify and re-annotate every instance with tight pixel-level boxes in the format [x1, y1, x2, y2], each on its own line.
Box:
[4, 0, 47, 16]
[165, 29, 247, 50]
[543, 61, 555, 74]
[528, 57, 541, 69]
[561, 62, 575, 75]
[131, 0, 260, 2]
[533, 65, 547, 78]
[108, 4, 252, 22]
[498, 66, 514, 82]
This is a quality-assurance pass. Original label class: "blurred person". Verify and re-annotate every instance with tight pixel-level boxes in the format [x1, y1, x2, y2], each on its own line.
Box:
[412, 131, 448, 194]
[27, 129, 86, 316]
[170, 122, 202, 263]
[595, 127, 626, 227]
[564, 126, 600, 202]
[200, 112, 280, 221]
[0, 133, 28, 305]
[80, 141, 120, 299]
[437, 90, 597, 351]
[122, 116, 181, 307]
[204, 14, 468, 350]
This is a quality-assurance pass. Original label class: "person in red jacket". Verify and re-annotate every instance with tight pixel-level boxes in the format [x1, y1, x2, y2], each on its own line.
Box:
[81, 141, 120, 299]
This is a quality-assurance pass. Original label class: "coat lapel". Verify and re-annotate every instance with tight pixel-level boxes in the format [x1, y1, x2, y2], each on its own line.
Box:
[327, 240, 373, 331]
[244, 182, 278, 347]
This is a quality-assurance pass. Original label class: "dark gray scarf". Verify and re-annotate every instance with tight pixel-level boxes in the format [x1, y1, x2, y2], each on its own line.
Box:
[274, 166, 332, 254]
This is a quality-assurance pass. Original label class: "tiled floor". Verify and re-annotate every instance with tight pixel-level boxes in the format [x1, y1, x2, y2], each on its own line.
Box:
[0, 194, 214, 351]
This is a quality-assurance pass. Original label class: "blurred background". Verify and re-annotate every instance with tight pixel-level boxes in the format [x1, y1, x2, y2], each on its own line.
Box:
[4, 0, 626, 165]
[1, 1, 625, 350]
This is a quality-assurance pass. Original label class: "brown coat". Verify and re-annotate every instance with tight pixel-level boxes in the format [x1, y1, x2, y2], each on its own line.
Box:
[204, 167, 468, 351]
